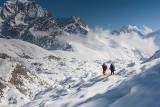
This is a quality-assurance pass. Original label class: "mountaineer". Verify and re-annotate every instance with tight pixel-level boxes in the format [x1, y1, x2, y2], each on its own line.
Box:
[102, 63, 107, 75]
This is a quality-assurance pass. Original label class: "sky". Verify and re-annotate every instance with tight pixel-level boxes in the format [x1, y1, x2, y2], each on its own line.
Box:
[0, 0, 160, 31]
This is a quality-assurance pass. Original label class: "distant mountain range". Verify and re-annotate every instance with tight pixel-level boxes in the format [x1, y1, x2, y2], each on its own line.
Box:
[112, 25, 152, 37]
[112, 25, 160, 47]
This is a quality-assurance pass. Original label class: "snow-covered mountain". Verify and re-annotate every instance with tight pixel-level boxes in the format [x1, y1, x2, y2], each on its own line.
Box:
[111, 24, 160, 48]
[0, 27, 157, 106]
[111, 25, 160, 48]
[0, 0, 89, 51]
[56, 16, 90, 35]
[0, 0, 58, 37]
[0, 0, 63, 50]
[112, 25, 152, 37]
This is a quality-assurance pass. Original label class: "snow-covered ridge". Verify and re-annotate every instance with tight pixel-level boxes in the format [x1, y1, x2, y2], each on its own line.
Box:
[0, 38, 57, 58]
[112, 25, 152, 37]
[56, 16, 90, 35]
[0, 0, 89, 51]
[112, 25, 160, 48]
[146, 49, 160, 62]
[0, 0, 62, 50]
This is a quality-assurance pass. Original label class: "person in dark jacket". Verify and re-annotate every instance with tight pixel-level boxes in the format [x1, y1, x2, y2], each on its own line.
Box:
[102, 63, 107, 75]
[110, 63, 115, 75]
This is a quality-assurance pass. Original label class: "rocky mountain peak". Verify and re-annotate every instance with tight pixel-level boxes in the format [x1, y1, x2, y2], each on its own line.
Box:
[56, 16, 89, 35]
[119, 25, 139, 32]
[0, 0, 89, 51]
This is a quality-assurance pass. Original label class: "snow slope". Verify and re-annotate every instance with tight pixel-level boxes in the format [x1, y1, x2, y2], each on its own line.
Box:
[22, 40, 160, 107]
[0, 27, 159, 107]
[21, 30, 158, 106]
[71, 57, 160, 107]
[22, 55, 160, 107]
[0, 38, 58, 106]
[0, 38, 56, 58]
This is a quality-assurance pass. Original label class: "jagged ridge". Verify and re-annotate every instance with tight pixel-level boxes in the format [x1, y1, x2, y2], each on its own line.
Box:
[0, 0, 89, 51]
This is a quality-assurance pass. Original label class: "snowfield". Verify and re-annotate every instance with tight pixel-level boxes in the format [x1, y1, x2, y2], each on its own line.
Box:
[0, 28, 159, 107]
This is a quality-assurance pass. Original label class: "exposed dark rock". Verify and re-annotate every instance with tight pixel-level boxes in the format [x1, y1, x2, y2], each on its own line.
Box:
[0, 80, 5, 97]
[0, 53, 10, 59]
[9, 64, 32, 95]
[56, 16, 89, 35]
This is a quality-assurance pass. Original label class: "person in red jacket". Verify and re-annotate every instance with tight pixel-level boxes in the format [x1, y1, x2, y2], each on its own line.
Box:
[102, 63, 107, 75]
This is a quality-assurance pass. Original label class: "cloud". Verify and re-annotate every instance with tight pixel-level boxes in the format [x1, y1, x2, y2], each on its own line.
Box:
[58, 27, 158, 57]
[86, 27, 158, 56]
[112, 32, 158, 55]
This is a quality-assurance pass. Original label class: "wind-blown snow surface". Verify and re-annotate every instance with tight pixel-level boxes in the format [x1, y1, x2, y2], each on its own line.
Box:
[70, 58, 160, 107]
[0, 28, 159, 107]
[0, 38, 58, 106]
[23, 58, 160, 107]
[0, 38, 55, 58]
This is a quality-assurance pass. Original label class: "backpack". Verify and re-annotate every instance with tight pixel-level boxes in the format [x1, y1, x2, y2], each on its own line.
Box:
[110, 64, 115, 71]
[102, 64, 107, 71]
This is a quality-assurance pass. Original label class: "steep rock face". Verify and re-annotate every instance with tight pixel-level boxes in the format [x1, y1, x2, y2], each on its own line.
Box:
[0, 0, 77, 51]
[0, 0, 57, 35]
[56, 16, 90, 35]
[0, 0, 90, 51]
[0, 0, 54, 36]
